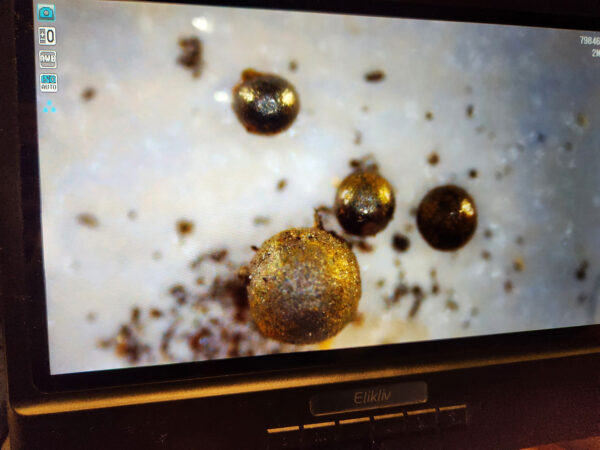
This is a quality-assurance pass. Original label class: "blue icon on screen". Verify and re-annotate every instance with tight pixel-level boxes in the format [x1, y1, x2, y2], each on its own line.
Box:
[38, 4, 55, 22]
[43, 100, 56, 113]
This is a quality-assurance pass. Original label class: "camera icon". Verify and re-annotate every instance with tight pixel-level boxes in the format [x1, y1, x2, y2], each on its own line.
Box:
[37, 4, 55, 22]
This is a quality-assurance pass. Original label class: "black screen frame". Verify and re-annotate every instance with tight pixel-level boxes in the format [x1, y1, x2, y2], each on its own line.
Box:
[4, 0, 600, 398]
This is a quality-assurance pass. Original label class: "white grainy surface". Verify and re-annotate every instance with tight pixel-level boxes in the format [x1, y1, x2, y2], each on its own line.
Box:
[37, 1, 600, 374]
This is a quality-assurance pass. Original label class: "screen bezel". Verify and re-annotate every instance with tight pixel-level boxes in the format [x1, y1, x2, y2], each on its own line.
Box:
[6, 0, 600, 395]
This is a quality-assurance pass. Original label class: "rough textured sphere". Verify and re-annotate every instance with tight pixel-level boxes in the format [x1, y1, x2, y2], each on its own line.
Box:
[417, 185, 477, 251]
[334, 170, 396, 236]
[247, 227, 361, 344]
[232, 69, 300, 135]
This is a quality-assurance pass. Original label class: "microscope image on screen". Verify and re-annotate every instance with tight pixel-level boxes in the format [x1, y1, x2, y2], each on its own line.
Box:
[37, 1, 600, 374]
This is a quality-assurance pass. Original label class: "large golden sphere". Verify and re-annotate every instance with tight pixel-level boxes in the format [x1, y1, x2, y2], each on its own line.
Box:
[248, 227, 361, 344]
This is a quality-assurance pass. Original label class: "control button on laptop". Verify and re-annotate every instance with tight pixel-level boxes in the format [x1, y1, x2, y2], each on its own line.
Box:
[438, 404, 467, 429]
[405, 408, 437, 433]
[303, 421, 337, 446]
[372, 411, 406, 437]
[267, 425, 302, 449]
[338, 416, 371, 440]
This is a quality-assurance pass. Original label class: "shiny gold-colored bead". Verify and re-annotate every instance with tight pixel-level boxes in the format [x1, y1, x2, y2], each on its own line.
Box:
[417, 185, 477, 251]
[247, 227, 361, 344]
[232, 69, 300, 135]
[334, 170, 396, 236]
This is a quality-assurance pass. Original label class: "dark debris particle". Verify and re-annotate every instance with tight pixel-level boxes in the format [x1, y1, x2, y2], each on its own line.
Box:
[376, 279, 385, 289]
[127, 209, 138, 220]
[356, 240, 374, 253]
[152, 250, 162, 260]
[195, 276, 205, 285]
[575, 260, 589, 281]
[404, 223, 414, 233]
[466, 104, 474, 118]
[115, 325, 150, 363]
[504, 280, 513, 293]
[484, 229, 493, 239]
[536, 133, 546, 144]
[354, 130, 363, 145]
[427, 152, 440, 166]
[316, 204, 333, 216]
[227, 331, 243, 358]
[386, 283, 409, 307]
[176, 219, 194, 237]
[564, 142, 573, 152]
[468, 169, 478, 179]
[160, 325, 177, 360]
[391, 233, 410, 253]
[188, 328, 211, 352]
[364, 69, 385, 82]
[576, 113, 589, 128]
[250, 245, 259, 252]
[253, 216, 271, 226]
[190, 248, 229, 268]
[349, 159, 362, 170]
[209, 275, 249, 323]
[347, 154, 379, 172]
[288, 59, 298, 71]
[445, 299, 459, 311]
[470, 306, 479, 317]
[86, 312, 97, 322]
[76, 212, 99, 228]
[169, 284, 187, 305]
[210, 249, 228, 263]
[425, 111, 434, 121]
[177, 36, 203, 78]
[577, 293, 588, 304]
[408, 286, 425, 318]
[81, 87, 96, 101]
[149, 308, 163, 318]
[481, 250, 491, 260]
[97, 338, 112, 349]
[516, 236, 525, 246]
[431, 283, 440, 295]
[276, 179, 287, 191]
[361, 105, 369, 113]
[513, 257, 525, 273]
[130, 307, 141, 324]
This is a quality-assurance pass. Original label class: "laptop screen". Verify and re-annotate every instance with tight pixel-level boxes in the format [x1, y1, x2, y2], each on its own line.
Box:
[33, 1, 600, 374]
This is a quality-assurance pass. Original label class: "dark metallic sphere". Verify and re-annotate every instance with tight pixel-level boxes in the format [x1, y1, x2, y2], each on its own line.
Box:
[416, 185, 477, 251]
[232, 69, 300, 135]
[334, 170, 396, 236]
[247, 227, 361, 345]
